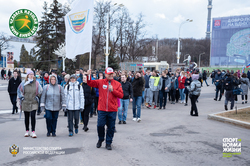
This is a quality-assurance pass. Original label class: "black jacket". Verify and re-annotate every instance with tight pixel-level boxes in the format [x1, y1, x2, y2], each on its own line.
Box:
[132, 77, 143, 97]
[121, 81, 133, 99]
[8, 77, 22, 95]
[221, 75, 239, 93]
[81, 82, 96, 106]
[144, 74, 150, 88]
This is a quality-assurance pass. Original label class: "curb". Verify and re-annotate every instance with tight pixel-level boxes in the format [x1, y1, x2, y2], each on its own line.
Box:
[207, 107, 250, 129]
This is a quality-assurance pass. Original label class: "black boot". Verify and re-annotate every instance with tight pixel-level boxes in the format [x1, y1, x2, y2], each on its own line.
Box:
[96, 140, 103, 148]
[16, 107, 18, 113]
[106, 144, 112, 150]
[224, 105, 228, 111]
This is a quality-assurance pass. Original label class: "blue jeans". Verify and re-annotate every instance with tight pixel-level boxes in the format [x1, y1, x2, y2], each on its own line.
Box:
[159, 90, 167, 108]
[45, 110, 59, 134]
[133, 96, 142, 118]
[179, 88, 185, 101]
[141, 91, 144, 104]
[118, 99, 129, 121]
[97, 111, 117, 144]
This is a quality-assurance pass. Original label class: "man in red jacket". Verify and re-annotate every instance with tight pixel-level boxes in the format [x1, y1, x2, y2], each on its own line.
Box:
[86, 67, 123, 150]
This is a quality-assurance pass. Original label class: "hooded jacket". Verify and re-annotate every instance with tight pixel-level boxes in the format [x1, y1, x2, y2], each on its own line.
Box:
[40, 75, 66, 111]
[81, 82, 96, 106]
[187, 74, 201, 96]
[65, 81, 85, 110]
[158, 76, 171, 92]
[149, 76, 160, 91]
[240, 77, 249, 95]
[178, 76, 186, 89]
[87, 76, 123, 112]
[132, 77, 143, 97]
[17, 77, 43, 112]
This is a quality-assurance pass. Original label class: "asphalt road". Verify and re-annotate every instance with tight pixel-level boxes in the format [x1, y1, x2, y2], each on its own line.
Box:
[0, 79, 249, 166]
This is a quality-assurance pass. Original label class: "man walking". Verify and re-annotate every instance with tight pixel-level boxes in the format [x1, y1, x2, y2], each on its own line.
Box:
[118, 74, 133, 124]
[86, 67, 123, 150]
[8, 70, 21, 114]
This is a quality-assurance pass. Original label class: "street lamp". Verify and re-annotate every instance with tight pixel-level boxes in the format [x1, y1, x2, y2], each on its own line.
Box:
[199, 52, 205, 68]
[177, 19, 193, 64]
[105, 3, 124, 69]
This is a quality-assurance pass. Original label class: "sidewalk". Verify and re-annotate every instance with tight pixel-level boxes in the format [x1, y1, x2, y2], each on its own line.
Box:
[0, 80, 250, 166]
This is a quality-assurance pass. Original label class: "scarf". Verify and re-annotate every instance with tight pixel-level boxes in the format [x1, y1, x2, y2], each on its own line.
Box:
[44, 76, 49, 84]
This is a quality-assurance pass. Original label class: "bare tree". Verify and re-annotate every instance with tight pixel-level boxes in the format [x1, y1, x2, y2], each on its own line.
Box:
[0, 32, 12, 57]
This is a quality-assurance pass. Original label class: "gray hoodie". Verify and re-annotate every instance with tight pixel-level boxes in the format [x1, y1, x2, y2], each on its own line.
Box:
[40, 75, 66, 111]
[187, 74, 201, 96]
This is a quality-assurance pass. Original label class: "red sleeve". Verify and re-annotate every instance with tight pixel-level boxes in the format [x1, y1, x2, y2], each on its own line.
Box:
[112, 82, 124, 99]
[86, 75, 99, 88]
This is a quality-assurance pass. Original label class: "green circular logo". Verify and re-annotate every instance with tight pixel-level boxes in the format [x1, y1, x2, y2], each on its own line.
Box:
[9, 9, 38, 38]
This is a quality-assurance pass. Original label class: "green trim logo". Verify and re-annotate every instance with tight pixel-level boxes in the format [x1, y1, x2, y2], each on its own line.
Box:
[9, 9, 38, 38]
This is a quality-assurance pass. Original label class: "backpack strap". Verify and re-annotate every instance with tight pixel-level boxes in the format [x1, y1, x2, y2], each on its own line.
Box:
[36, 81, 39, 96]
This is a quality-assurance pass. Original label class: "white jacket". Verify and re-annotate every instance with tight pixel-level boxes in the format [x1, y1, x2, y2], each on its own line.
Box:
[65, 81, 84, 110]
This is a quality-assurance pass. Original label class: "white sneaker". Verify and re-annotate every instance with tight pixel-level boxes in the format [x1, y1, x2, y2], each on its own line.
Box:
[132, 118, 137, 121]
[31, 131, 37, 138]
[137, 118, 141, 122]
[24, 131, 29, 137]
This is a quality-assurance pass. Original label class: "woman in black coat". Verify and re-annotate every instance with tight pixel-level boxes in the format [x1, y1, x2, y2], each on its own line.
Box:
[81, 75, 96, 131]
[184, 73, 192, 106]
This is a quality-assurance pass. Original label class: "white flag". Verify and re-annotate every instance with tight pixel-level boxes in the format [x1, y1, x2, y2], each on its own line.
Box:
[65, 0, 93, 59]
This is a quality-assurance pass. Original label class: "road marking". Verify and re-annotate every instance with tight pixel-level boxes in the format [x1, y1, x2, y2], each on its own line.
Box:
[0, 110, 14, 114]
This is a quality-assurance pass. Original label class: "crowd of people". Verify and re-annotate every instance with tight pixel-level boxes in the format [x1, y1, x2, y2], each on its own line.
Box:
[7, 66, 250, 150]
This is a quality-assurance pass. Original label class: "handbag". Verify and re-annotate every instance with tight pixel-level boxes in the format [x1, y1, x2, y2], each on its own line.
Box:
[233, 88, 243, 95]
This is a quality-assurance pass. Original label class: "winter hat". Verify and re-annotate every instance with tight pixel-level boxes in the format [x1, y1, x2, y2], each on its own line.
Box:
[26, 69, 33, 75]
[70, 74, 76, 79]
[65, 74, 70, 80]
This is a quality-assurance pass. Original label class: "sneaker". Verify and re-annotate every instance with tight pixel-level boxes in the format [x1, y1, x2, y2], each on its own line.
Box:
[106, 144, 112, 150]
[242, 102, 244, 104]
[52, 133, 56, 137]
[214, 98, 217, 101]
[24, 131, 30, 137]
[47, 132, 51, 137]
[69, 132, 73, 137]
[158, 107, 162, 110]
[163, 107, 166, 109]
[154, 105, 156, 109]
[118, 121, 122, 124]
[123, 121, 126, 124]
[132, 118, 137, 121]
[245, 101, 248, 104]
[184, 103, 188, 106]
[96, 140, 103, 148]
[137, 118, 141, 122]
[75, 129, 78, 134]
[147, 104, 151, 108]
[31, 131, 37, 138]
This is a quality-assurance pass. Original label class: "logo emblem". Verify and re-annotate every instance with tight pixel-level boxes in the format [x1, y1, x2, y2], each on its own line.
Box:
[9, 144, 19, 157]
[103, 85, 107, 89]
[214, 20, 221, 28]
[67, 10, 89, 34]
[9, 9, 38, 38]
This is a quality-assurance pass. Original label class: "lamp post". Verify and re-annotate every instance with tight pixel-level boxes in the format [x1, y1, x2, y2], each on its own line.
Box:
[199, 52, 205, 68]
[177, 19, 193, 64]
[105, 3, 124, 69]
[104, 46, 111, 68]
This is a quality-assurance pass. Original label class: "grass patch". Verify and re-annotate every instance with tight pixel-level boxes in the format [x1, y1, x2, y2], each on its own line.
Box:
[216, 108, 250, 123]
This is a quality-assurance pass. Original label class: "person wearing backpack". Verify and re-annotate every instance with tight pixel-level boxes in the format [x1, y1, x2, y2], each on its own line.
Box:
[17, 69, 43, 138]
[240, 73, 250, 104]
[221, 73, 239, 110]
[81, 75, 95, 131]
[187, 72, 201, 116]
[40, 75, 66, 137]
[64, 75, 85, 137]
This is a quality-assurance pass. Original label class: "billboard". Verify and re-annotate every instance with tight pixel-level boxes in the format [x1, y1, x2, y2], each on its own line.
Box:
[210, 15, 250, 66]
[7, 52, 14, 69]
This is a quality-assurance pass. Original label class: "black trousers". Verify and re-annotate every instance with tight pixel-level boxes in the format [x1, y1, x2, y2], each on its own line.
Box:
[9, 94, 18, 113]
[81, 104, 92, 128]
[24, 110, 36, 131]
[170, 89, 176, 102]
[95, 97, 99, 113]
[67, 110, 80, 132]
[241, 95, 248, 100]
[175, 89, 180, 102]
[190, 95, 199, 115]
[185, 90, 189, 103]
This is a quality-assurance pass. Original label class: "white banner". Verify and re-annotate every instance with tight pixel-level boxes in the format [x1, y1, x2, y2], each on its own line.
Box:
[65, 0, 93, 59]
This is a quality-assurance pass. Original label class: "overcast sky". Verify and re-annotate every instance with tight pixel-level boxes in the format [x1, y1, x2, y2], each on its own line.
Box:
[1, 0, 250, 60]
